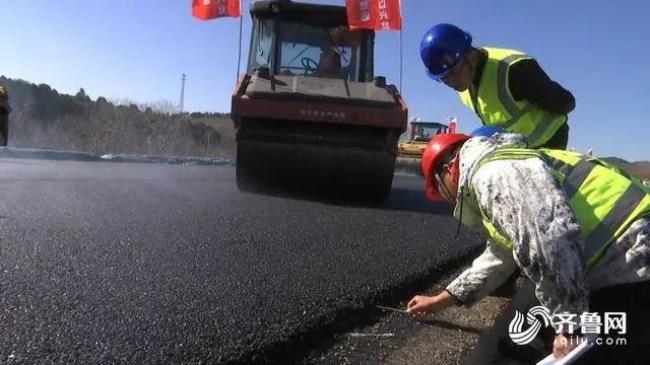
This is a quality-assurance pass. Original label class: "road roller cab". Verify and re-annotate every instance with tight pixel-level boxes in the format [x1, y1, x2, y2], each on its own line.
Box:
[231, 0, 407, 200]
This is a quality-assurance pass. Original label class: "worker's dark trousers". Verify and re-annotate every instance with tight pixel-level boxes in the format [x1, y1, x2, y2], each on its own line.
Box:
[0, 113, 8, 146]
[576, 280, 650, 365]
[539, 123, 569, 150]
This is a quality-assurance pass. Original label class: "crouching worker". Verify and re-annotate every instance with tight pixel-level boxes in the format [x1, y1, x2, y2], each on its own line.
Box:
[407, 132, 650, 362]
[0, 85, 9, 146]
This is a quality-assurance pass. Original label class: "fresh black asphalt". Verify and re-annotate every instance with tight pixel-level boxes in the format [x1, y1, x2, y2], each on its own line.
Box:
[0, 157, 483, 364]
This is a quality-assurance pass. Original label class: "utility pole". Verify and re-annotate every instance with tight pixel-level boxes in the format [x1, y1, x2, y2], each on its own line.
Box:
[179, 73, 186, 113]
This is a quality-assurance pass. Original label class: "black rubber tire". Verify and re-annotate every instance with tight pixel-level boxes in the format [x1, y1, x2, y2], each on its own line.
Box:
[235, 139, 395, 202]
[236, 140, 266, 193]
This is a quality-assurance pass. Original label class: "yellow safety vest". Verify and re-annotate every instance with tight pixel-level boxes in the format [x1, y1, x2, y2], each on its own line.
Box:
[459, 48, 567, 148]
[465, 148, 650, 269]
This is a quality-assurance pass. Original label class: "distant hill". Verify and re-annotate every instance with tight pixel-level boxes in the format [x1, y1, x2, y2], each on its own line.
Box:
[0, 76, 235, 158]
[602, 157, 650, 181]
[602, 157, 629, 166]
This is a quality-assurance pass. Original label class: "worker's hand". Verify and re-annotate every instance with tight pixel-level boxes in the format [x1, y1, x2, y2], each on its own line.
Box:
[406, 291, 458, 315]
[552, 333, 579, 359]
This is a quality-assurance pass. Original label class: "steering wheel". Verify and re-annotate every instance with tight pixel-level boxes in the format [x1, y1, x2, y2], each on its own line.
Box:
[301, 57, 319, 75]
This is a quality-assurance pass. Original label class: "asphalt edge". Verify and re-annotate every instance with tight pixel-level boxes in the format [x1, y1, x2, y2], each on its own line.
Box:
[0, 147, 235, 166]
[235, 243, 484, 364]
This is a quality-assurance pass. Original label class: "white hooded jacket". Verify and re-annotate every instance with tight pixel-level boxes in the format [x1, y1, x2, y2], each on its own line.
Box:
[445, 133, 650, 315]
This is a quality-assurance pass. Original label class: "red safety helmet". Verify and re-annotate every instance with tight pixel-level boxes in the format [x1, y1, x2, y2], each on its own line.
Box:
[421, 133, 470, 201]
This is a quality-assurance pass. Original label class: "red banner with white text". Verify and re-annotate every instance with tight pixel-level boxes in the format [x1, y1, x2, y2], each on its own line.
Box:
[192, 0, 241, 20]
[345, 0, 402, 31]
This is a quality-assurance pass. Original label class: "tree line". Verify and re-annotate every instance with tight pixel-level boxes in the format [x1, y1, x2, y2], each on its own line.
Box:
[0, 76, 235, 158]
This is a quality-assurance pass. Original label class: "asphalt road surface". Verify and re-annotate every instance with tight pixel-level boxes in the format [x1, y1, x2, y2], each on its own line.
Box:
[0, 156, 482, 364]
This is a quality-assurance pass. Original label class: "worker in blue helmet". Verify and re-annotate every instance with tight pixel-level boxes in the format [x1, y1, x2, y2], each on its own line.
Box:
[470, 125, 505, 138]
[420, 24, 575, 149]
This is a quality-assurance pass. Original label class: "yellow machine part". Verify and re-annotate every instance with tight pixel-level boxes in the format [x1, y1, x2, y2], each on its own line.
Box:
[395, 140, 428, 175]
[397, 140, 428, 158]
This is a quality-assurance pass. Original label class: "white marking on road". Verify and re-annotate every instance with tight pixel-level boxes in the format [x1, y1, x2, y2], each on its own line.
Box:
[348, 332, 395, 338]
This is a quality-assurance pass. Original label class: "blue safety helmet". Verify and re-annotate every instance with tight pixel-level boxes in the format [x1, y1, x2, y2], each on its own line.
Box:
[420, 23, 473, 80]
[470, 125, 506, 138]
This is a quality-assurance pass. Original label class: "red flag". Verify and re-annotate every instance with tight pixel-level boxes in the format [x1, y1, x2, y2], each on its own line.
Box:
[448, 117, 457, 133]
[192, 0, 241, 20]
[346, 0, 402, 31]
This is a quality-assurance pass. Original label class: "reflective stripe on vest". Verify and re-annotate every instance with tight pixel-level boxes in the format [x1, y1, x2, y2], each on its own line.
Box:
[459, 48, 567, 148]
[470, 148, 650, 269]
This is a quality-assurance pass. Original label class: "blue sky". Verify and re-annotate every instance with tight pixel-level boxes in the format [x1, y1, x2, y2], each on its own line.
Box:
[1, 0, 649, 161]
